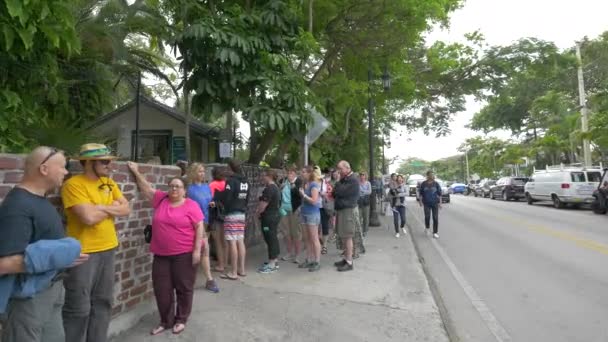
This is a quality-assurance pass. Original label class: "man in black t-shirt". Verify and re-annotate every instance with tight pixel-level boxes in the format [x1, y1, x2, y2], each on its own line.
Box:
[256, 169, 281, 274]
[0, 147, 88, 342]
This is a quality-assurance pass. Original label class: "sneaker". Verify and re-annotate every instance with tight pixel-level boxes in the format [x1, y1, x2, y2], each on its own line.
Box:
[402, 227, 408, 234]
[308, 262, 321, 272]
[281, 255, 294, 262]
[258, 263, 278, 274]
[298, 260, 312, 269]
[205, 280, 220, 293]
[334, 259, 347, 267]
[395, 233, 400, 238]
[337, 262, 353, 272]
[433, 233, 439, 239]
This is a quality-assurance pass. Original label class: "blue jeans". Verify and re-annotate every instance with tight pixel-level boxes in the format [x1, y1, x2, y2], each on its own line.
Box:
[424, 205, 439, 234]
[392, 206, 406, 233]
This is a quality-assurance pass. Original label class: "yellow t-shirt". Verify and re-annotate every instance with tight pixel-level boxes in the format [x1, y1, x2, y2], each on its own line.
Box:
[61, 174, 123, 253]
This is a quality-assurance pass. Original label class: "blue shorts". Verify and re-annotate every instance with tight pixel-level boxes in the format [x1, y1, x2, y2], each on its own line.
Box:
[300, 212, 321, 226]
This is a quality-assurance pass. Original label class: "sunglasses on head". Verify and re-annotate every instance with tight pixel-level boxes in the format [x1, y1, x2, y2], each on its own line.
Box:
[40, 148, 59, 166]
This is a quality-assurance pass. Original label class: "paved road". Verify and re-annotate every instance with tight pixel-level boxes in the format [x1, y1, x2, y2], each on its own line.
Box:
[407, 195, 608, 342]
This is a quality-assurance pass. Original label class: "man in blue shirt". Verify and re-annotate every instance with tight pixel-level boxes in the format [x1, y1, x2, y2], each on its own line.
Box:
[417, 171, 442, 239]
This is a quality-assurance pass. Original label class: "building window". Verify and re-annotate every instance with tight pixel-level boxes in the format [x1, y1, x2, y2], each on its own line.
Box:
[131, 130, 172, 164]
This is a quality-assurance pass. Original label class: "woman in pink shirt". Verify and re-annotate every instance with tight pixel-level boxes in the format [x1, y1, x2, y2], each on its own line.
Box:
[127, 162, 204, 336]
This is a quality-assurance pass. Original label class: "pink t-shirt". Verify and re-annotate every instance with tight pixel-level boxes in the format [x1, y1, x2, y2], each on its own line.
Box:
[150, 191, 204, 256]
[209, 180, 226, 197]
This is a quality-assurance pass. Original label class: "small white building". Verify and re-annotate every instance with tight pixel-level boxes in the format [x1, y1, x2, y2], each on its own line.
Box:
[90, 97, 220, 164]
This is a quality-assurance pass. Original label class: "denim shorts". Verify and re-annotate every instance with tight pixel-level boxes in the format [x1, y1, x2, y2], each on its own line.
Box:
[300, 212, 321, 226]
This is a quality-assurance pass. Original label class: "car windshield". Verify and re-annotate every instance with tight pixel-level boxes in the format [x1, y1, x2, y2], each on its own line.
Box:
[408, 179, 420, 185]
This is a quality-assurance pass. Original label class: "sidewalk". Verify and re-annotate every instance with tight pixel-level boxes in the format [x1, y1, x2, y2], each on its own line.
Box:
[110, 215, 448, 342]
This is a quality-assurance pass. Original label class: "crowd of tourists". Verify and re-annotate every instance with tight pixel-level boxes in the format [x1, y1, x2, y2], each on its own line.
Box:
[0, 143, 442, 341]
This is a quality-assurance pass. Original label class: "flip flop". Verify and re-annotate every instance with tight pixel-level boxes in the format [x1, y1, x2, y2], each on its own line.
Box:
[173, 323, 186, 335]
[220, 273, 239, 280]
[237, 272, 247, 277]
[150, 326, 166, 336]
[212, 267, 225, 273]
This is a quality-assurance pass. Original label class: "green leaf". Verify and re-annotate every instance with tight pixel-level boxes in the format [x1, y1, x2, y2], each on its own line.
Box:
[269, 115, 276, 130]
[5, 0, 23, 20]
[40, 25, 60, 48]
[276, 115, 284, 131]
[17, 25, 36, 50]
[3, 26, 15, 51]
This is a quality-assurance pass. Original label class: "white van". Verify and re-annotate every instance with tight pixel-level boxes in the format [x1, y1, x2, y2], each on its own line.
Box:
[524, 165, 603, 208]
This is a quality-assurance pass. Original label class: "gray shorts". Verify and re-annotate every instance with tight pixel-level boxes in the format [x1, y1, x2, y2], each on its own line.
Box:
[336, 207, 359, 239]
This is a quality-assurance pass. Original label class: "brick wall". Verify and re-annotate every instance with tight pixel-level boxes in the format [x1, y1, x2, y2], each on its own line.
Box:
[0, 154, 280, 325]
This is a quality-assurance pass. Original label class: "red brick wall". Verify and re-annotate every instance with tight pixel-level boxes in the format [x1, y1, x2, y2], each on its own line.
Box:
[0, 155, 280, 323]
[0, 154, 180, 318]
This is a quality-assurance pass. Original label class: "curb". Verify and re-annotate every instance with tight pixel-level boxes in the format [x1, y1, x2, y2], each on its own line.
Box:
[406, 208, 460, 342]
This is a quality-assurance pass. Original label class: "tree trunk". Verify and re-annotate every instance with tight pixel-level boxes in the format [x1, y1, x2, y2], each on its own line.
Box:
[183, 67, 191, 162]
[308, 0, 314, 32]
[269, 138, 292, 168]
[248, 131, 278, 164]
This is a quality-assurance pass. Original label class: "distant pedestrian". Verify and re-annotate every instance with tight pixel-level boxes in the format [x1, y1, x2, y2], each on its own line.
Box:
[418, 171, 442, 239]
[186, 163, 220, 293]
[358, 171, 372, 237]
[61, 143, 130, 342]
[220, 160, 250, 280]
[333, 161, 360, 272]
[279, 167, 303, 263]
[319, 168, 335, 255]
[208, 167, 227, 272]
[0, 147, 88, 342]
[256, 170, 282, 274]
[127, 162, 204, 336]
[391, 175, 407, 238]
[298, 166, 323, 272]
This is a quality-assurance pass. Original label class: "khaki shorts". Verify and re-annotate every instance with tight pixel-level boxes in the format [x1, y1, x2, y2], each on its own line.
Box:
[336, 207, 358, 239]
[280, 211, 302, 241]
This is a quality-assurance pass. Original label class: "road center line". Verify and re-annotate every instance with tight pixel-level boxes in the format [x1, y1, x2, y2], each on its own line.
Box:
[410, 209, 512, 342]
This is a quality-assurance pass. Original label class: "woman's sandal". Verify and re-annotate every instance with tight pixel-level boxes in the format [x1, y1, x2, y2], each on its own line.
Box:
[321, 246, 328, 255]
[150, 325, 166, 336]
[173, 323, 186, 335]
[237, 272, 247, 277]
[220, 273, 239, 280]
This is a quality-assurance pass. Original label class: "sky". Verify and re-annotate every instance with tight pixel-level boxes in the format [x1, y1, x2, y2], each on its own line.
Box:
[385, 0, 608, 172]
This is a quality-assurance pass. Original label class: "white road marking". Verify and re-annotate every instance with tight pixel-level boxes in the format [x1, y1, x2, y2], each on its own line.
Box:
[410, 209, 512, 342]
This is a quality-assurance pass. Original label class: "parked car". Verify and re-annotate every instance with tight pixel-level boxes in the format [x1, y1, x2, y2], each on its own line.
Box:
[525, 166, 602, 208]
[407, 178, 423, 196]
[474, 179, 496, 198]
[489, 177, 529, 201]
[450, 183, 467, 194]
[436, 179, 451, 203]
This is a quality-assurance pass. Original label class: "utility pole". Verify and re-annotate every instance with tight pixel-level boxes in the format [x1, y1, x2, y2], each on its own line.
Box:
[464, 149, 470, 182]
[134, 71, 141, 161]
[576, 43, 592, 167]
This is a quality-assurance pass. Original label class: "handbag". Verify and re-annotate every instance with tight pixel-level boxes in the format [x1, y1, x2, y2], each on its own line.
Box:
[144, 225, 152, 244]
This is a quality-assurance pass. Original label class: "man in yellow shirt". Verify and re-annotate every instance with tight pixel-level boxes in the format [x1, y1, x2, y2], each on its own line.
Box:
[61, 144, 130, 342]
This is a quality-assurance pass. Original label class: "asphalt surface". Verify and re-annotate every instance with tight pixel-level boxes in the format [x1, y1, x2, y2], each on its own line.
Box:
[407, 195, 608, 342]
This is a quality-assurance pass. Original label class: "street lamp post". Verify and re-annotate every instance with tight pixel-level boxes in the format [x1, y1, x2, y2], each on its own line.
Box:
[368, 67, 391, 227]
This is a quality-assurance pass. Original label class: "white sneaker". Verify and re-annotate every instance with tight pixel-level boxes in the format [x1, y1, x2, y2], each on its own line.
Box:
[395, 233, 400, 238]
[433, 233, 439, 239]
[402, 227, 408, 234]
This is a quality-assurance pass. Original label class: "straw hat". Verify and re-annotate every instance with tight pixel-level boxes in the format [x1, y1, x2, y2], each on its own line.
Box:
[74, 143, 118, 160]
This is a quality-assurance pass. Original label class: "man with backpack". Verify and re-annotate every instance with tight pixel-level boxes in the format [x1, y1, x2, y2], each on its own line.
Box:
[418, 171, 442, 239]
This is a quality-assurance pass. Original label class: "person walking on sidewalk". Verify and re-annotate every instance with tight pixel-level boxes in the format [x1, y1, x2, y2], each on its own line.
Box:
[221, 160, 250, 280]
[127, 162, 203, 335]
[0, 147, 89, 342]
[256, 170, 282, 274]
[358, 171, 372, 237]
[391, 175, 408, 238]
[418, 171, 442, 239]
[186, 163, 220, 293]
[279, 167, 303, 263]
[298, 166, 322, 272]
[333, 161, 361, 272]
[61, 143, 131, 342]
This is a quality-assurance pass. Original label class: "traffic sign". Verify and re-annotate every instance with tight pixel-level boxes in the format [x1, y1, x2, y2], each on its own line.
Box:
[295, 106, 330, 145]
